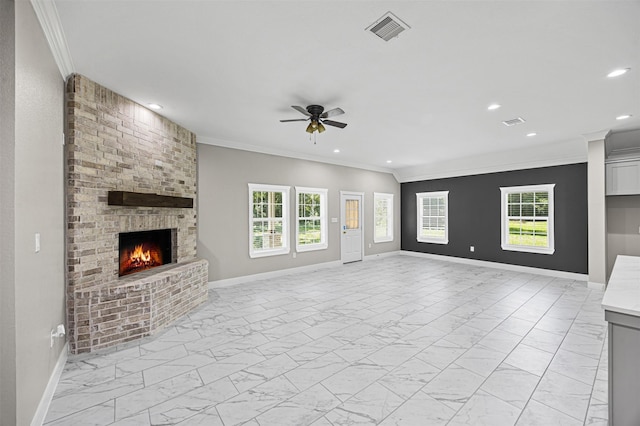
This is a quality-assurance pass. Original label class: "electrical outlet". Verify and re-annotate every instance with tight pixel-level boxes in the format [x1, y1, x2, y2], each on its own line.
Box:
[368, 243, 372, 248]
[470, 246, 475, 252]
[293, 252, 297, 259]
[35, 233, 40, 253]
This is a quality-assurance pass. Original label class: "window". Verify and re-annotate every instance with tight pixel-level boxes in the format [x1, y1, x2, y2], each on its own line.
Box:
[249, 184, 290, 258]
[374, 192, 394, 243]
[416, 191, 449, 244]
[500, 184, 555, 254]
[295, 187, 328, 252]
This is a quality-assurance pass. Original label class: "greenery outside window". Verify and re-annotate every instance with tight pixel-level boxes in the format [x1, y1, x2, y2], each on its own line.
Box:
[500, 184, 555, 255]
[295, 187, 328, 252]
[374, 192, 394, 243]
[249, 183, 290, 258]
[416, 191, 449, 244]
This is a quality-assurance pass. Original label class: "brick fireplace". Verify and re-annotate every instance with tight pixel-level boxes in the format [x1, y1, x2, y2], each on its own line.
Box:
[65, 74, 208, 354]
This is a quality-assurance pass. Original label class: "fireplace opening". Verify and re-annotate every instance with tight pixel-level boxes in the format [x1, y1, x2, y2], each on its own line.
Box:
[119, 229, 174, 277]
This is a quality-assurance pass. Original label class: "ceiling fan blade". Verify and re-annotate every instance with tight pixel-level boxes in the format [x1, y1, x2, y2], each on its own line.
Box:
[280, 119, 309, 122]
[291, 105, 311, 117]
[322, 119, 347, 129]
[320, 107, 344, 119]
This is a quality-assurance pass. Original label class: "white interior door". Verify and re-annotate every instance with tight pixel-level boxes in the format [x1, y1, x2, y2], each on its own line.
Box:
[340, 191, 363, 263]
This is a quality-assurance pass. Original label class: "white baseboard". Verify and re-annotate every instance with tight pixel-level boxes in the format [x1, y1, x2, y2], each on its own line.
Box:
[209, 260, 343, 288]
[31, 342, 68, 426]
[210, 250, 589, 288]
[399, 250, 589, 282]
[363, 250, 403, 261]
[588, 281, 606, 291]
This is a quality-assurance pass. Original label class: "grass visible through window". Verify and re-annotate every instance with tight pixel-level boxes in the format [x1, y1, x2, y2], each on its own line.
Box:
[508, 220, 548, 247]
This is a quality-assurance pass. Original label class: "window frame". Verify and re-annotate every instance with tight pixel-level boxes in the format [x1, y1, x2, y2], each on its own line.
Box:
[416, 191, 449, 244]
[500, 183, 555, 255]
[373, 192, 394, 243]
[295, 186, 328, 252]
[248, 183, 290, 258]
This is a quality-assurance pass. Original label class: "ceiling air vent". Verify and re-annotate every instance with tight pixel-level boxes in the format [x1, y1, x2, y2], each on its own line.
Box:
[367, 12, 410, 42]
[502, 117, 526, 127]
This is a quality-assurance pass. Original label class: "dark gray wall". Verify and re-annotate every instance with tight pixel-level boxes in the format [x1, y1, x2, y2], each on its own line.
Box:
[401, 163, 588, 274]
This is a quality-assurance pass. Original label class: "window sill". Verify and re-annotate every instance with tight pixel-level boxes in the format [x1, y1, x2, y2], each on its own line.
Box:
[374, 237, 394, 243]
[296, 243, 328, 253]
[501, 244, 555, 255]
[249, 247, 291, 258]
[417, 238, 448, 245]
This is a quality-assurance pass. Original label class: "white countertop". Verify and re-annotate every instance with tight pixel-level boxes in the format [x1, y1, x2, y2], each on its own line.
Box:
[602, 255, 640, 317]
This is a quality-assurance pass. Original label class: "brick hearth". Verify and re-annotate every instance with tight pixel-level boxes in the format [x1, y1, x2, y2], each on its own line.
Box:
[65, 74, 208, 354]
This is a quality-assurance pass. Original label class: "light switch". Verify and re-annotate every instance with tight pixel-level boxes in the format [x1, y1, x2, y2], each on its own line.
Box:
[35, 233, 40, 253]
[331, 218, 338, 223]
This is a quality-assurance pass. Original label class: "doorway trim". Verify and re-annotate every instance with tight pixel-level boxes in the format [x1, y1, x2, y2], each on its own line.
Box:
[340, 191, 364, 263]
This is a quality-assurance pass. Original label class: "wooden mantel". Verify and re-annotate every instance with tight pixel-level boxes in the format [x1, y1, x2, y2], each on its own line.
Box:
[107, 191, 194, 208]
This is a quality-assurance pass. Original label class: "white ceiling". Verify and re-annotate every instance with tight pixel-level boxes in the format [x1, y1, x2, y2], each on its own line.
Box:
[50, 0, 640, 181]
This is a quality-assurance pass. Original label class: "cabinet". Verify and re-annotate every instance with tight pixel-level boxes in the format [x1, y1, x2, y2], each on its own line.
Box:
[606, 160, 640, 195]
[602, 255, 640, 425]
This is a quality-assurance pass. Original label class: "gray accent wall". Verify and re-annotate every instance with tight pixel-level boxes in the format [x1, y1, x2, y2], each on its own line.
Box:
[401, 163, 588, 274]
[1, 2, 66, 423]
[197, 145, 400, 281]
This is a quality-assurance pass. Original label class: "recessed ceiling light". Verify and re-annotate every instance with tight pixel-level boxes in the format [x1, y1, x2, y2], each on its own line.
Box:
[607, 68, 630, 78]
[148, 103, 163, 110]
[333, 149, 340, 153]
[386, 160, 392, 164]
[526, 132, 537, 137]
[616, 114, 632, 120]
[487, 104, 501, 111]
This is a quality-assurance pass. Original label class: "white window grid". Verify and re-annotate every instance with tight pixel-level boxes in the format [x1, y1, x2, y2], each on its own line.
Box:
[374, 192, 394, 243]
[248, 183, 290, 258]
[416, 191, 449, 244]
[500, 183, 555, 255]
[295, 187, 328, 252]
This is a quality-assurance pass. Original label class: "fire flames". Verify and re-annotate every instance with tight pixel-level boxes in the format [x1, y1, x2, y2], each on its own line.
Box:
[129, 244, 152, 266]
[120, 243, 163, 276]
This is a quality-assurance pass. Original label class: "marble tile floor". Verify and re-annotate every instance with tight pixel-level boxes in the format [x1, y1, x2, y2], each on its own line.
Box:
[45, 255, 608, 425]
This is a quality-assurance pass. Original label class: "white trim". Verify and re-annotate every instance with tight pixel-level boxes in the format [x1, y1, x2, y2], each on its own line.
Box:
[364, 250, 402, 261]
[198, 136, 395, 176]
[500, 184, 555, 255]
[248, 183, 290, 258]
[400, 251, 588, 282]
[416, 191, 449, 245]
[340, 191, 365, 263]
[373, 192, 394, 243]
[209, 260, 342, 288]
[295, 186, 328, 252]
[31, 342, 68, 426]
[210, 251, 588, 289]
[582, 129, 611, 143]
[30, 0, 74, 79]
[396, 156, 586, 183]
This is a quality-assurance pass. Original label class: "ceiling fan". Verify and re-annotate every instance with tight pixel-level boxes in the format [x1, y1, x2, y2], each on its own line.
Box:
[280, 105, 347, 134]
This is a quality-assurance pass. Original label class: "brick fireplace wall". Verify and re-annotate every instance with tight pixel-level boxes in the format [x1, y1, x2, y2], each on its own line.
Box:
[66, 74, 208, 353]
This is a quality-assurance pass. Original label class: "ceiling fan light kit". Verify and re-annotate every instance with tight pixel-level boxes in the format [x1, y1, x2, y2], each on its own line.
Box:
[281, 104, 347, 141]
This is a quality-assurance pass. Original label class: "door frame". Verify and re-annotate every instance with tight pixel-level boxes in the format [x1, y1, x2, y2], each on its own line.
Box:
[340, 191, 364, 263]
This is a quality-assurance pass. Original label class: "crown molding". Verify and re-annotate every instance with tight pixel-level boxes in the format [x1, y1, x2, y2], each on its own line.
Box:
[30, 0, 74, 79]
[582, 129, 611, 143]
[197, 135, 396, 176]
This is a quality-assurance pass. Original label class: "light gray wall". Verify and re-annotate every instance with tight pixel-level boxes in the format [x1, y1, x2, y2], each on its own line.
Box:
[607, 195, 640, 278]
[197, 145, 400, 281]
[0, 0, 17, 423]
[7, 2, 65, 424]
[588, 138, 607, 286]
